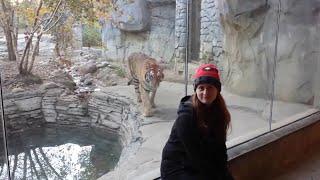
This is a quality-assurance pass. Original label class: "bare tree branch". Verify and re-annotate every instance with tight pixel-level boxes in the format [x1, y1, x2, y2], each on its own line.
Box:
[27, 151, 41, 180]
[19, 33, 34, 73]
[27, 33, 42, 72]
[23, 153, 27, 180]
[44, 13, 64, 33]
[19, 0, 66, 74]
[0, 164, 4, 178]
[11, 154, 18, 180]
[0, 0, 17, 61]
[32, 0, 43, 28]
[32, 149, 48, 180]
[19, 0, 43, 73]
[39, 148, 63, 180]
[0, 0, 6, 27]
[43, 0, 63, 30]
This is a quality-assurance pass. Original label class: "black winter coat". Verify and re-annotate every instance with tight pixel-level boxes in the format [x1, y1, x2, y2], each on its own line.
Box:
[160, 96, 233, 180]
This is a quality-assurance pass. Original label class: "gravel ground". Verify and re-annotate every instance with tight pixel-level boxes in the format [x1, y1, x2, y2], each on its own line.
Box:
[0, 55, 59, 94]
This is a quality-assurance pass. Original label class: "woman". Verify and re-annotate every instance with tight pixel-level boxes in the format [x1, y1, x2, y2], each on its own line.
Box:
[161, 64, 233, 180]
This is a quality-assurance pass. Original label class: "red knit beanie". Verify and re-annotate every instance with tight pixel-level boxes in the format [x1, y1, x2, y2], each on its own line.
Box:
[193, 64, 221, 92]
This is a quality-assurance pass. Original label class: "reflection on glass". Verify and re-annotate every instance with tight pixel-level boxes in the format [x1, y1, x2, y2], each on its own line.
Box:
[1, 126, 121, 179]
[201, 0, 320, 145]
[270, 0, 320, 129]
[0, 129, 9, 180]
[199, 1, 274, 146]
[0, 5, 318, 180]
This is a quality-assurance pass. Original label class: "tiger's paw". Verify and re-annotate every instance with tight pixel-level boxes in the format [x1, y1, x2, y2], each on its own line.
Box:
[143, 112, 153, 117]
[142, 110, 153, 117]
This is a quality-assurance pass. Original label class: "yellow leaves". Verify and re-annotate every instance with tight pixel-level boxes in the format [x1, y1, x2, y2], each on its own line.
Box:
[39, 6, 50, 16]
[17, 7, 35, 25]
[16, 2, 48, 25]
[12, 0, 114, 29]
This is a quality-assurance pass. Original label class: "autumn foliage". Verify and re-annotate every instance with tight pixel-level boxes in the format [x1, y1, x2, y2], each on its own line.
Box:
[0, 0, 113, 75]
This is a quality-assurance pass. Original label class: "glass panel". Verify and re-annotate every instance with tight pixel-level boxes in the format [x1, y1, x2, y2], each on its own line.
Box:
[1, 0, 187, 179]
[1, 1, 123, 179]
[215, 1, 275, 146]
[271, 0, 320, 129]
[1, 0, 318, 179]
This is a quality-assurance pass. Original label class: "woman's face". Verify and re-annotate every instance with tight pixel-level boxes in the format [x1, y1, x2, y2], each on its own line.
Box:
[196, 84, 218, 105]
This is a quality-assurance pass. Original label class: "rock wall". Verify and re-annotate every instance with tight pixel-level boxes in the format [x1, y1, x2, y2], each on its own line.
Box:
[102, 0, 176, 63]
[174, 0, 188, 63]
[3, 91, 44, 132]
[200, 0, 224, 63]
[2, 85, 142, 148]
[88, 91, 142, 146]
[2, 87, 143, 178]
[218, 0, 320, 104]
[100, 0, 319, 105]
[111, 0, 151, 32]
[101, 0, 224, 66]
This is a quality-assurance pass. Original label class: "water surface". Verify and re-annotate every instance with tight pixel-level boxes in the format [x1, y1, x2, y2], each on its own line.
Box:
[0, 125, 122, 180]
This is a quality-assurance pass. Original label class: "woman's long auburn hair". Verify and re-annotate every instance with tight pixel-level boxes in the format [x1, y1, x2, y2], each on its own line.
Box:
[192, 93, 231, 142]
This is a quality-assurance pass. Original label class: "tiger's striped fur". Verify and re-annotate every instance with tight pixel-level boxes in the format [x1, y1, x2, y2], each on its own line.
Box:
[128, 52, 164, 117]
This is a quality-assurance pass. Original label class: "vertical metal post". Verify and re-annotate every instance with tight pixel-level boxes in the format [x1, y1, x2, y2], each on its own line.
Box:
[0, 73, 11, 179]
[269, 0, 281, 131]
[314, 9, 320, 108]
[184, 0, 190, 96]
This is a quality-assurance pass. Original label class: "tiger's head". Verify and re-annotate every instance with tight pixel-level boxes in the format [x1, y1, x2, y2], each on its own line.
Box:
[145, 63, 164, 91]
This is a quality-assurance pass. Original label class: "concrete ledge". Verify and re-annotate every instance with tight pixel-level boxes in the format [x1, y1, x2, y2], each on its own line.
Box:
[228, 111, 320, 179]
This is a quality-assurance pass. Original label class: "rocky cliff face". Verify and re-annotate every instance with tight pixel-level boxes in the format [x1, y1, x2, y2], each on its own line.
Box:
[3, 84, 142, 148]
[218, 0, 320, 104]
[100, 0, 319, 104]
[102, 0, 176, 63]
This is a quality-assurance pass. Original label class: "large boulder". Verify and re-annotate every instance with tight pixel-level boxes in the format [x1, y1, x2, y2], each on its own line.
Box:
[111, 0, 151, 32]
[218, 0, 320, 104]
[101, 0, 175, 63]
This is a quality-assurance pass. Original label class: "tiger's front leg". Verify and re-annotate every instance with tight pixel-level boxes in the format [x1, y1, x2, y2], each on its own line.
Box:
[139, 84, 152, 117]
[134, 81, 142, 103]
[150, 89, 157, 108]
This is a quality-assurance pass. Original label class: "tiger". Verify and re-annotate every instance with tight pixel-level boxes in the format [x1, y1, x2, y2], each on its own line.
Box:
[127, 52, 164, 117]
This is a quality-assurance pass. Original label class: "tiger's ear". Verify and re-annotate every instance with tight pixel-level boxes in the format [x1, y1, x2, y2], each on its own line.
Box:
[146, 62, 151, 70]
[158, 68, 164, 81]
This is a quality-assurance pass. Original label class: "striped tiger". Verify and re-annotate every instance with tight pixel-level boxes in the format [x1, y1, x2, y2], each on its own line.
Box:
[127, 52, 164, 117]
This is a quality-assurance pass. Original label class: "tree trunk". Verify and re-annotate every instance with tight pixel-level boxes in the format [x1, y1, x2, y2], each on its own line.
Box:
[28, 32, 42, 72]
[19, 34, 34, 74]
[3, 29, 17, 61]
[32, 148, 48, 180]
[54, 41, 61, 57]
[0, 0, 18, 61]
